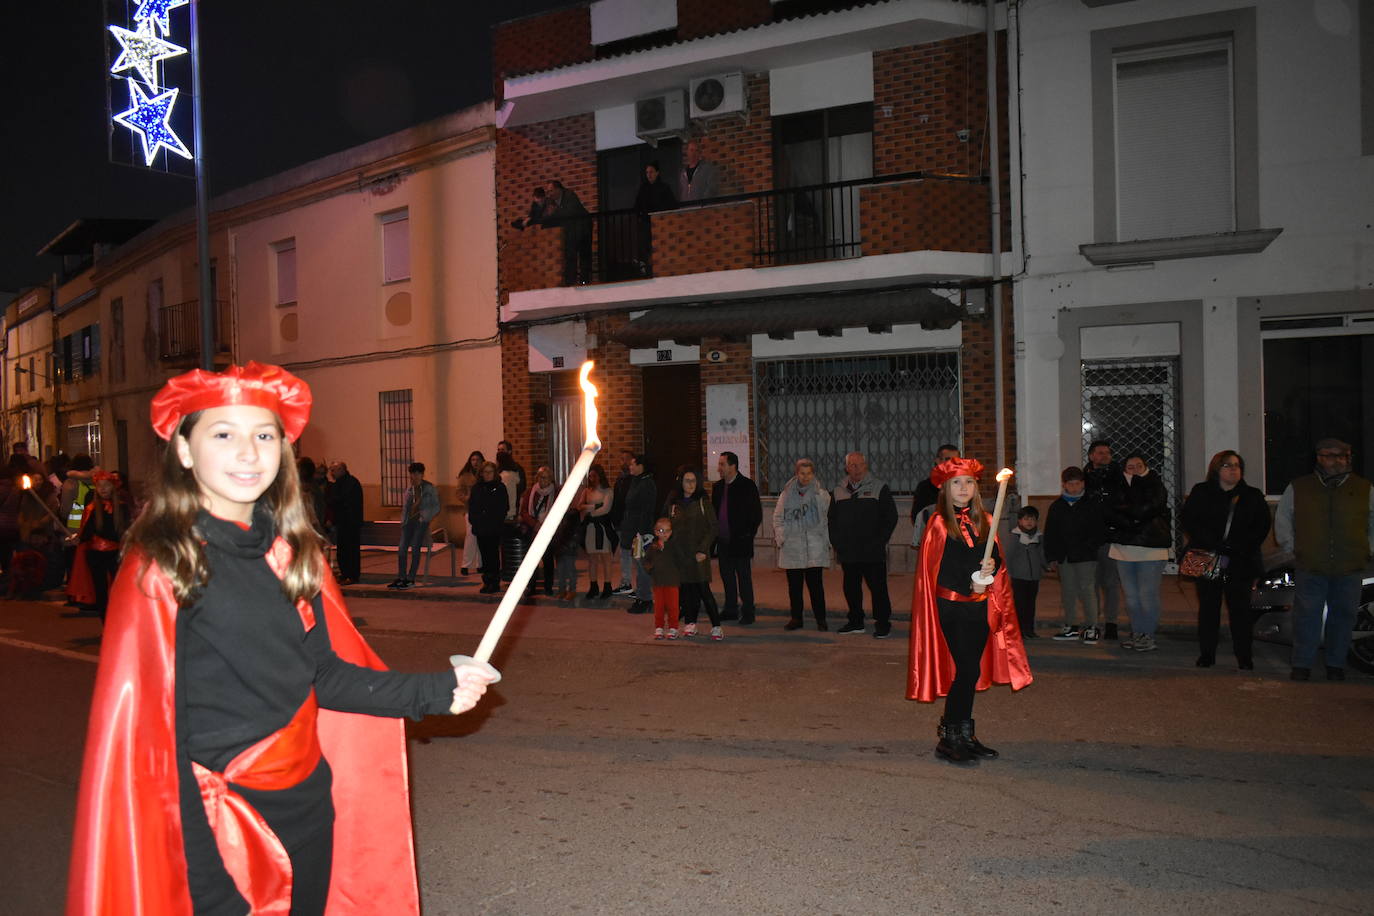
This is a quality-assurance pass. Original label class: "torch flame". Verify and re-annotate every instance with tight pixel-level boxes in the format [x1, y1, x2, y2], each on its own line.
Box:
[21, 474, 31, 490]
[996, 467, 1014, 482]
[579, 361, 601, 452]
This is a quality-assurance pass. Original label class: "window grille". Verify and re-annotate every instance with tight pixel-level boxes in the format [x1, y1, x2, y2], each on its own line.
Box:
[1080, 357, 1182, 552]
[378, 389, 414, 506]
[753, 350, 961, 495]
[275, 240, 297, 305]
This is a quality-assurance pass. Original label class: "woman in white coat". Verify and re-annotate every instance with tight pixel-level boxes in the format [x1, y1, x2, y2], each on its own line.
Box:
[772, 457, 832, 630]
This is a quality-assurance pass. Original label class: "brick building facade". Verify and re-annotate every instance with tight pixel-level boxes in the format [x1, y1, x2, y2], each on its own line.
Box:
[493, 0, 1014, 555]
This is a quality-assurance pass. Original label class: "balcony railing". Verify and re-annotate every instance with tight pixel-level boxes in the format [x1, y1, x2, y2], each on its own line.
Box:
[159, 299, 232, 361]
[516, 171, 988, 291]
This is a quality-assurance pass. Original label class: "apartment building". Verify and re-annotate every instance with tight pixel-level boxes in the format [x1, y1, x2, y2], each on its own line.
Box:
[492, 0, 1014, 560]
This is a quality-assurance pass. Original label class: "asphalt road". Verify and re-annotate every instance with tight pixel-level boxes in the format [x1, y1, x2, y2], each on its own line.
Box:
[2, 593, 1371, 915]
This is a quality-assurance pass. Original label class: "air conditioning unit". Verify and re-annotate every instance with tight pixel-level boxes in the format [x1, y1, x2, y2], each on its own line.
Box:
[635, 90, 687, 145]
[689, 72, 747, 120]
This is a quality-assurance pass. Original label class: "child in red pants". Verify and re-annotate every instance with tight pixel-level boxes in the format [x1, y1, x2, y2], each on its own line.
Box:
[643, 517, 683, 639]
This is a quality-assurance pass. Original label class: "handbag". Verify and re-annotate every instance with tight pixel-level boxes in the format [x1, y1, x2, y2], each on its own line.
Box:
[1180, 493, 1238, 581]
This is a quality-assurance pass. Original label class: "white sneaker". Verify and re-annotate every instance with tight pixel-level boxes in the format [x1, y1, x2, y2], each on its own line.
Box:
[1052, 626, 1081, 641]
[710, 626, 724, 641]
[654, 627, 665, 640]
[667, 628, 678, 640]
[683, 622, 697, 637]
[1081, 626, 1100, 645]
[1133, 633, 1157, 652]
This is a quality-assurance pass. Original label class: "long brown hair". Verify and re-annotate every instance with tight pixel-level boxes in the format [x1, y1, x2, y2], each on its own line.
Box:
[937, 479, 990, 542]
[127, 411, 324, 605]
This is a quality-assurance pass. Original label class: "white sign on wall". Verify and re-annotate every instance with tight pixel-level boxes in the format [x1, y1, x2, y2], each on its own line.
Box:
[705, 383, 750, 480]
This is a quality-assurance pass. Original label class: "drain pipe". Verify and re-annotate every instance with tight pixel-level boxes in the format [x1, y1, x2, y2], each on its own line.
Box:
[986, 0, 1005, 473]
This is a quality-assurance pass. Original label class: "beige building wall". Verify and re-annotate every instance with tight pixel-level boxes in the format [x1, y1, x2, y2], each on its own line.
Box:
[229, 107, 499, 530]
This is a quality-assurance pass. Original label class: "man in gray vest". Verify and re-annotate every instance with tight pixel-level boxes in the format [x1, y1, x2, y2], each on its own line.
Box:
[829, 451, 899, 638]
[1275, 438, 1374, 681]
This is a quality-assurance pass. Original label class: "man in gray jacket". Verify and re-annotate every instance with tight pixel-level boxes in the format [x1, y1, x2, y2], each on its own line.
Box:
[391, 461, 439, 590]
[828, 452, 899, 638]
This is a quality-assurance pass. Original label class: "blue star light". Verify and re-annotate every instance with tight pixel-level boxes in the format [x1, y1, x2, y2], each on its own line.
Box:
[132, 0, 189, 37]
[109, 21, 187, 88]
[113, 80, 192, 165]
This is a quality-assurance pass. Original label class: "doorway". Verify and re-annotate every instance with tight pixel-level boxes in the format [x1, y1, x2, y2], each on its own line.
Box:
[642, 364, 702, 504]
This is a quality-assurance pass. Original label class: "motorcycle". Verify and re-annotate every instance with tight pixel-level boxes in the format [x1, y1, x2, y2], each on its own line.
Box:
[1249, 555, 1374, 673]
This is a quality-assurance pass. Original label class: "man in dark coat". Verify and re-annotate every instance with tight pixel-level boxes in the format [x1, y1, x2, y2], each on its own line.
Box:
[1083, 439, 1127, 640]
[711, 451, 762, 625]
[327, 460, 365, 585]
[543, 179, 592, 285]
[617, 454, 659, 614]
[829, 451, 899, 638]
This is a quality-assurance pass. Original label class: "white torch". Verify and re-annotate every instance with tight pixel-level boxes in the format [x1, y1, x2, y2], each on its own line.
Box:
[971, 467, 1014, 588]
[461, 361, 601, 670]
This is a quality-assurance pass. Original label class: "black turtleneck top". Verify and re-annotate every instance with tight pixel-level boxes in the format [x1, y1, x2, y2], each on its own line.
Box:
[937, 507, 1003, 597]
[177, 505, 455, 915]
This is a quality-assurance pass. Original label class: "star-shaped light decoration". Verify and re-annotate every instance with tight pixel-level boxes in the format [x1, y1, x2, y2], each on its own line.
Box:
[109, 21, 187, 88]
[132, 0, 189, 37]
[113, 80, 191, 165]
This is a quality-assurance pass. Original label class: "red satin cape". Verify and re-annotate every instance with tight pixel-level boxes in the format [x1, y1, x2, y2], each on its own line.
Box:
[66, 540, 423, 915]
[905, 512, 1033, 702]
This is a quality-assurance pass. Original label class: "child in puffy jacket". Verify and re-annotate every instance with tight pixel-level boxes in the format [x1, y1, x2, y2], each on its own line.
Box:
[641, 517, 684, 640]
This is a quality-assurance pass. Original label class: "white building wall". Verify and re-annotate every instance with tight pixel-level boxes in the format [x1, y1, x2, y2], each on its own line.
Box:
[1013, 0, 1374, 497]
[231, 141, 500, 524]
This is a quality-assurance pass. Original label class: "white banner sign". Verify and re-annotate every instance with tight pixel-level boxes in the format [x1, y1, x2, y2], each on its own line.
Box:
[705, 383, 750, 480]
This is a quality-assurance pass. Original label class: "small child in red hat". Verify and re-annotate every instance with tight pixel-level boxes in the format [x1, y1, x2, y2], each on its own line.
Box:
[67, 362, 499, 915]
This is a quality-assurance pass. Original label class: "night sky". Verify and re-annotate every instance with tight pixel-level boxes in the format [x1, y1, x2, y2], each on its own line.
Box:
[1, 0, 569, 295]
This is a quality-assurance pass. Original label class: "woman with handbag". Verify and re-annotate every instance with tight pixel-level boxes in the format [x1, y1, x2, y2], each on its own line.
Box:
[1180, 451, 1271, 669]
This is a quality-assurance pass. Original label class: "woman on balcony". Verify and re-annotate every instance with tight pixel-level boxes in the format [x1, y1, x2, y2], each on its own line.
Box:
[633, 160, 677, 277]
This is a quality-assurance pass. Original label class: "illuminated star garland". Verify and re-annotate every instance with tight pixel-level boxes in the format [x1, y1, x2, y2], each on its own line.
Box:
[109, 20, 187, 88]
[132, 0, 189, 38]
[113, 80, 192, 166]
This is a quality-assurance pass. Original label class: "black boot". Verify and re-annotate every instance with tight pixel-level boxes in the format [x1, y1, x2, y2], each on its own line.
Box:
[963, 719, 998, 759]
[935, 717, 977, 766]
[586, 583, 601, 600]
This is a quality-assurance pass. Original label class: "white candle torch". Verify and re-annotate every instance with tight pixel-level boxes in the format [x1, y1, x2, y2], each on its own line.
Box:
[21, 474, 68, 529]
[972, 467, 1014, 587]
[469, 361, 601, 666]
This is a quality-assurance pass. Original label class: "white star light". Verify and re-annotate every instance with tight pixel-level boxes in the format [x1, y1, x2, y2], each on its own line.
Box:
[132, 0, 189, 37]
[113, 80, 192, 165]
[109, 21, 187, 88]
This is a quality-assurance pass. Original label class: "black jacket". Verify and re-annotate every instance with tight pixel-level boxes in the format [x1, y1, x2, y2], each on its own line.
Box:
[634, 177, 677, 214]
[1043, 496, 1106, 564]
[617, 473, 658, 538]
[467, 479, 509, 538]
[828, 475, 898, 564]
[909, 478, 939, 524]
[1108, 471, 1171, 548]
[1180, 479, 1271, 580]
[1084, 462, 1126, 512]
[710, 473, 762, 558]
[326, 471, 363, 531]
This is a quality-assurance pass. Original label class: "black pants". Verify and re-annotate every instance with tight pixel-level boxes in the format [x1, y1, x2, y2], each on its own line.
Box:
[562, 230, 592, 285]
[718, 553, 755, 618]
[522, 537, 556, 594]
[476, 534, 501, 589]
[335, 524, 361, 581]
[680, 581, 721, 627]
[841, 561, 891, 626]
[1011, 578, 1040, 635]
[785, 567, 827, 624]
[1196, 575, 1256, 664]
[87, 549, 120, 623]
[937, 597, 990, 723]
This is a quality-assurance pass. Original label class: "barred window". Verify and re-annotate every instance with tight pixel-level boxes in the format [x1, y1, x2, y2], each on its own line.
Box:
[754, 351, 961, 495]
[378, 389, 414, 506]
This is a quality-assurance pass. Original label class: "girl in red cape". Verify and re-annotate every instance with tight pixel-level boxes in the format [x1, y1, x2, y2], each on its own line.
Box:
[66, 362, 499, 915]
[907, 458, 1032, 765]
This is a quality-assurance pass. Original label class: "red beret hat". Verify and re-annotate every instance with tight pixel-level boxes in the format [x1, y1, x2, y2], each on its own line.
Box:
[92, 468, 120, 484]
[930, 457, 985, 489]
[150, 362, 312, 442]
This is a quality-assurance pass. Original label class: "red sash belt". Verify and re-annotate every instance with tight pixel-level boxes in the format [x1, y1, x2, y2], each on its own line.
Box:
[192, 690, 322, 915]
[936, 586, 988, 603]
[88, 536, 120, 552]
